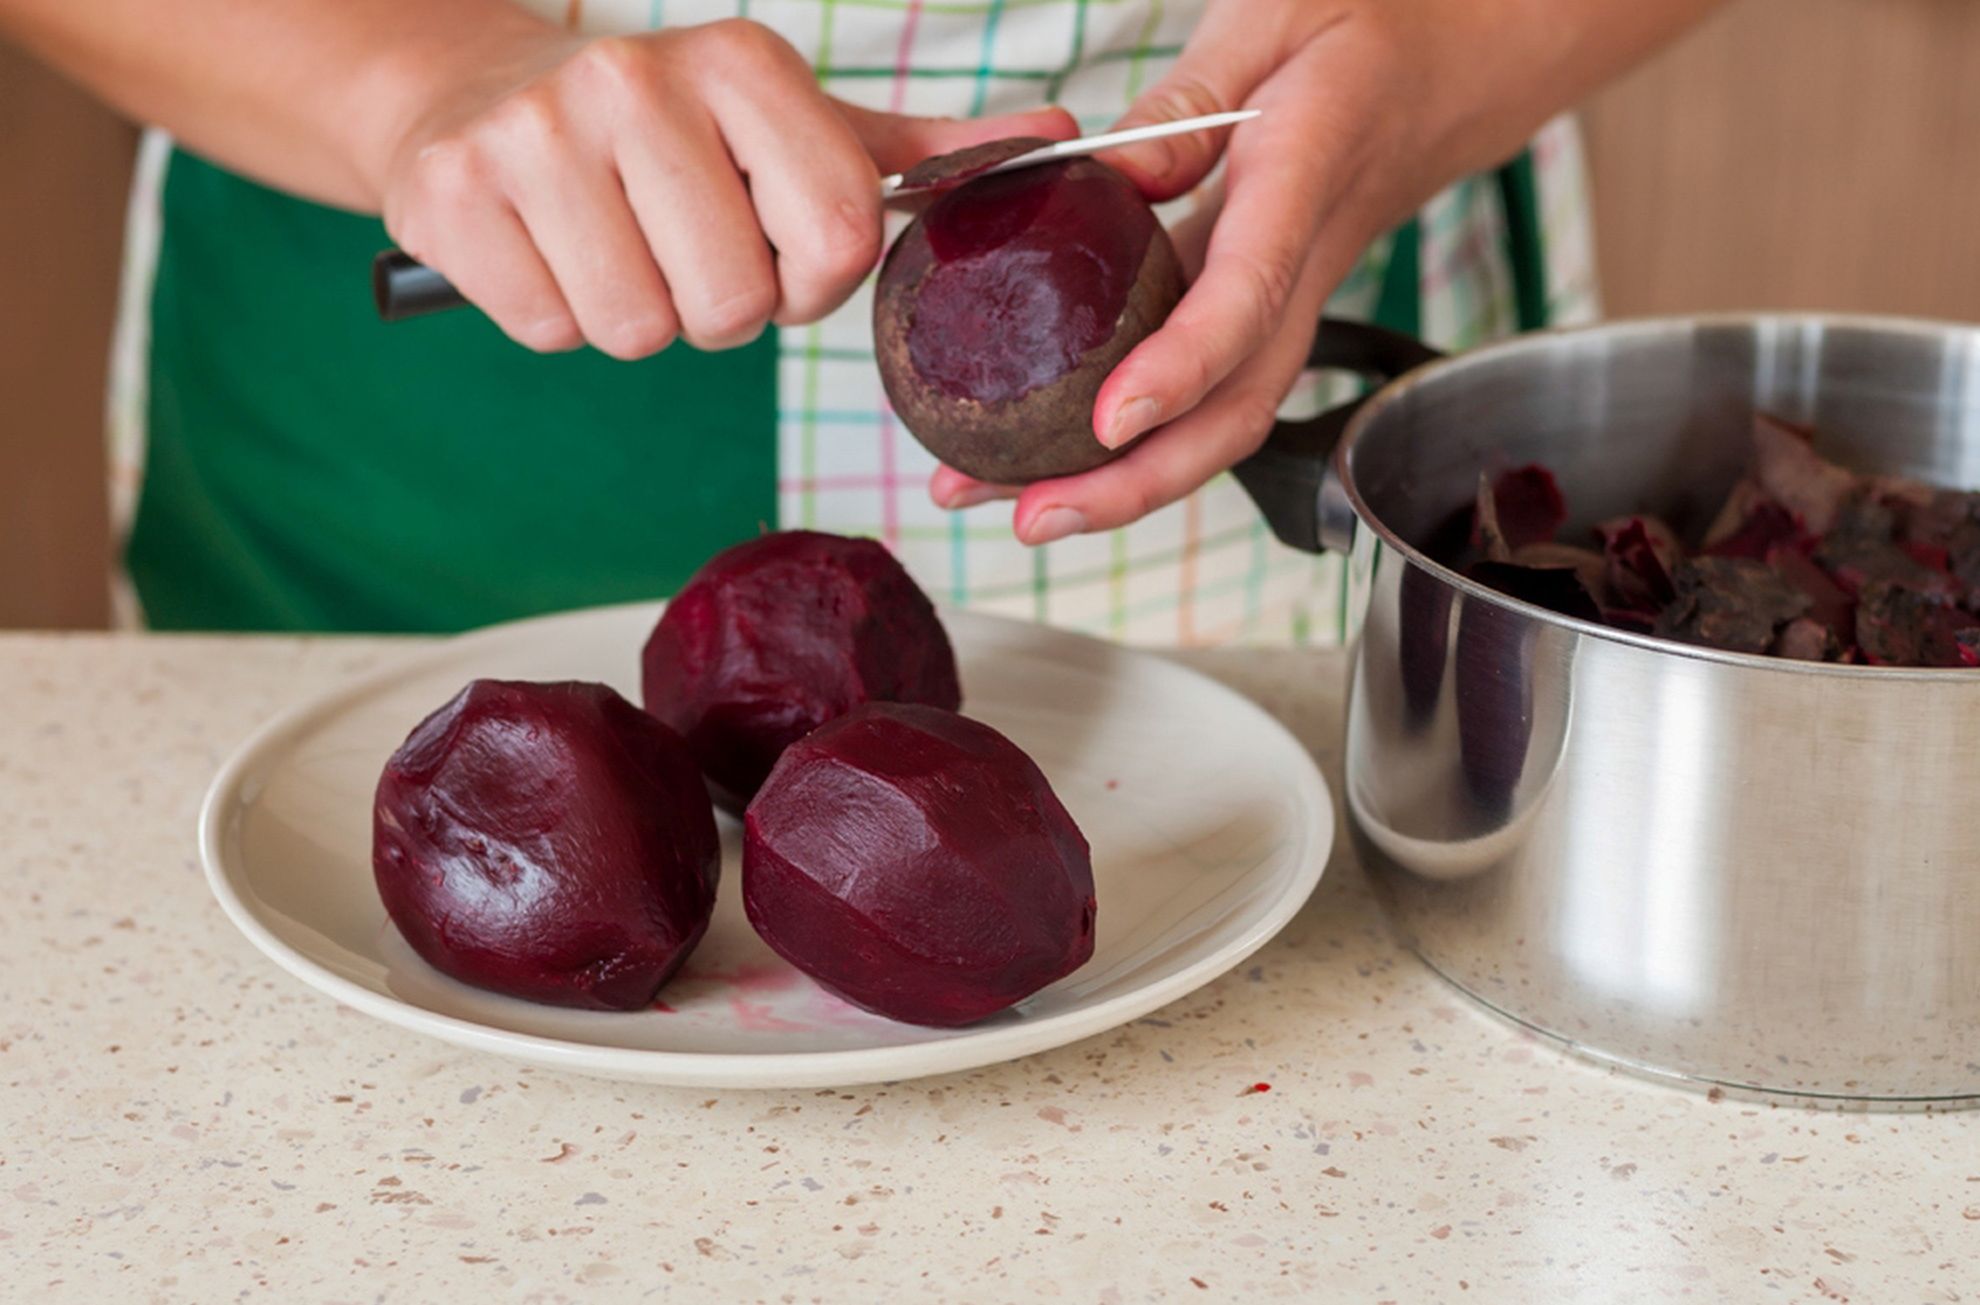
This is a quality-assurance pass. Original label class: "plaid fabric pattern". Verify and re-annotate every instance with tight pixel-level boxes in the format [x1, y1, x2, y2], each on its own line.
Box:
[111, 0, 1599, 642]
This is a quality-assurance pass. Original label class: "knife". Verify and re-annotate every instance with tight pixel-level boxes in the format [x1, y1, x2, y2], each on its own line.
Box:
[372, 108, 1260, 323]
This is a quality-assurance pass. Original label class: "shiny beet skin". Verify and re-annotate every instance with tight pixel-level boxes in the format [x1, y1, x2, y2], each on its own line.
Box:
[642, 531, 962, 813]
[742, 702, 1096, 1028]
[372, 679, 719, 1011]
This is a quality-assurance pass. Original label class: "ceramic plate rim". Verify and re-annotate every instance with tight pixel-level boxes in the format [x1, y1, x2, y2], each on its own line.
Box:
[198, 603, 1333, 1088]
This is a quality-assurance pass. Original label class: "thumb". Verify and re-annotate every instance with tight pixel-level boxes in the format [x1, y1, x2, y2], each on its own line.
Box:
[836, 102, 1080, 177]
[1102, 11, 1278, 200]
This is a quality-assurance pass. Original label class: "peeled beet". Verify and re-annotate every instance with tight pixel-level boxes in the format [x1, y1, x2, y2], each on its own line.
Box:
[874, 156, 1184, 484]
[642, 531, 962, 812]
[742, 702, 1095, 1027]
[372, 680, 719, 1011]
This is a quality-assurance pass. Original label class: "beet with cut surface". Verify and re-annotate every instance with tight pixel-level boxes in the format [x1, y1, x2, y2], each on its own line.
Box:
[874, 157, 1183, 483]
[372, 680, 720, 1011]
[642, 530, 961, 813]
[742, 702, 1095, 1028]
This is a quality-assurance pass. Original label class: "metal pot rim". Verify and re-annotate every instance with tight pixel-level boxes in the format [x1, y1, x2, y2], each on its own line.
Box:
[1333, 310, 1980, 682]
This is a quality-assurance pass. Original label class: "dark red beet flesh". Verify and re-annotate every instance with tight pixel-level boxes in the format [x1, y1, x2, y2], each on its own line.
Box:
[372, 680, 719, 1011]
[642, 531, 961, 812]
[909, 160, 1157, 406]
[742, 702, 1095, 1028]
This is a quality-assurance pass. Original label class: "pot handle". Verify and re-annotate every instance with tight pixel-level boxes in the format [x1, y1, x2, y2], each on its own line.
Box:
[1232, 318, 1443, 555]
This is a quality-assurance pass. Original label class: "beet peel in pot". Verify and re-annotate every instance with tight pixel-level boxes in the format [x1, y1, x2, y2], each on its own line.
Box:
[742, 702, 1095, 1028]
[1436, 411, 1980, 667]
[372, 679, 720, 1011]
[642, 530, 962, 813]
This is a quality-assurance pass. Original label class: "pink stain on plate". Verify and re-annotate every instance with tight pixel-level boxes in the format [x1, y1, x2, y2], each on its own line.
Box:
[674, 962, 801, 994]
[728, 997, 811, 1034]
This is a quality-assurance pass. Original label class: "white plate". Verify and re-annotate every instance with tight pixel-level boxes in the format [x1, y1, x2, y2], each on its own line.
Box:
[200, 604, 1332, 1088]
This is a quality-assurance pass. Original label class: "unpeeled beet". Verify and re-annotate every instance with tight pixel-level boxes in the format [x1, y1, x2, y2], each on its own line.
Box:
[642, 531, 962, 812]
[742, 702, 1095, 1028]
[372, 679, 719, 1011]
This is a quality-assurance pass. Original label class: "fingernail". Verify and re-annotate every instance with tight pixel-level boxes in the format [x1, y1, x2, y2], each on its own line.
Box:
[1025, 507, 1087, 545]
[1103, 396, 1161, 449]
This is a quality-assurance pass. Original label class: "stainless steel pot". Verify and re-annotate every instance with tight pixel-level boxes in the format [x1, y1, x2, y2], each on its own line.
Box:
[1237, 314, 1980, 1106]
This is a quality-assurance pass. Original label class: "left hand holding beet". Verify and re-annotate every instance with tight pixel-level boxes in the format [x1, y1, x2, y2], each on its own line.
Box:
[930, 0, 1728, 543]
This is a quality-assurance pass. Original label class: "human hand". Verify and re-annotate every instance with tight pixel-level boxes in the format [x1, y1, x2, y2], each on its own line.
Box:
[931, 0, 1720, 543]
[376, 17, 1077, 357]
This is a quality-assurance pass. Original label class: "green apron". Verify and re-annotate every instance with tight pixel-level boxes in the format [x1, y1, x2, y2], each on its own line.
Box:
[128, 147, 1549, 634]
[130, 151, 776, 633]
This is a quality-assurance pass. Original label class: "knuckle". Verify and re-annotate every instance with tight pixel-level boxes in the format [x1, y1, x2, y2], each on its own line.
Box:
[687, 281, 777, 348]
[494, 87, 565, 148]
[1232, 391, 1285, 444]
[575, 36, 655, 102]
[698, 18, 787, 70]
[594, 311, 678, 360]
[797, 203, 882, 294]
[510, 313, 583, 354]
[408, 136, 487, 200]
[1150, 74, 1232, 127]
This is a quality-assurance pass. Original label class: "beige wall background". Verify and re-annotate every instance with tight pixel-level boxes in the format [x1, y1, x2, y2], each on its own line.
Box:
[3, 0, 1978, 629]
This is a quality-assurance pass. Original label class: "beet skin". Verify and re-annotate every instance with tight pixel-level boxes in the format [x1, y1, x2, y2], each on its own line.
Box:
[742, 702, 1095, 1028]
[373, 680, 720, 1011]
[642, 531, 962, 812]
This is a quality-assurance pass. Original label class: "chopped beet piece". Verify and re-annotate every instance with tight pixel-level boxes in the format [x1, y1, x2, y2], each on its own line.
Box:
[1702, 500, 1803, 561]
[1655, 557, 1812, 655]
[1468, 561, 1602, 622]
[1439, 418, 1980, 667]
[1703, 478, 1769, 551]
[1595, 517, 1680, 613]
[1900, 540, 1953, 572]
[1752, 413, 1857, 534]
[1489, 466, 1567, 551]
[1853, 581, 1980, 667]
[1895, 489, 1980, 587]
[1773, 617, 1838, 663]
[1770, 549, 1855, 637]
[1814, 493, 1958, 597]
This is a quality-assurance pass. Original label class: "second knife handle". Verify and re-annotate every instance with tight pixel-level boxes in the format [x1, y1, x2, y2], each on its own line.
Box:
[372, 251, 467, 322]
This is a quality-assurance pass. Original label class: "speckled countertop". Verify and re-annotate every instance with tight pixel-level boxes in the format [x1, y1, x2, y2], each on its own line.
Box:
[2, 633, 1975, 1303]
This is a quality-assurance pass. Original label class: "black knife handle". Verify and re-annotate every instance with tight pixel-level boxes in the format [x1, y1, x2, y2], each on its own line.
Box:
[373, 251, 467, 322]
